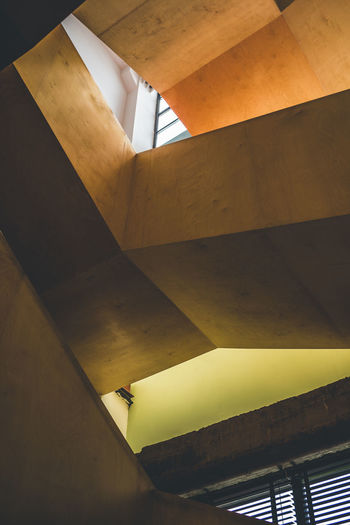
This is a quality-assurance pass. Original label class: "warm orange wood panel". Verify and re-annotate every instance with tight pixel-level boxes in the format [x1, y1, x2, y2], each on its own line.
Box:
[15, 25, 135, 246]
[284, 0, 350, 94]
[75, 0, 280, 92]
[163, 17, 325, 135]
[123, 90, 350, 250]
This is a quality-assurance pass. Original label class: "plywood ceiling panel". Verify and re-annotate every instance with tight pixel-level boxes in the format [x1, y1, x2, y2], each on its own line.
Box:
[74, 0, 146, 37]
[284, 0, 350, 94]
[75, 0, 280, 92]
[162, 17, 325, 135]
[123, 90, 350, 250]
[1, 62, 213, 395]
[15, 26, 135, 246]
[127, 217, 350, 349]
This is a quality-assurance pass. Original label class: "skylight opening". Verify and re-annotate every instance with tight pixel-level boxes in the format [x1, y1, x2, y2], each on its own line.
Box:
[153, 94, 190, 147]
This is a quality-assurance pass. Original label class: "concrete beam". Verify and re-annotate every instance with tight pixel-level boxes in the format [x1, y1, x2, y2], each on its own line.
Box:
[0, 64, 213, 394]
[138, 378, 350, 495]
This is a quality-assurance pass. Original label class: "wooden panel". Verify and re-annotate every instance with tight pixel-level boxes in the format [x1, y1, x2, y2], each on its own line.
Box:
[123, 90, 350, 250]
[75, 0, 280, 92]
[127, 217, 350, 350]
[284, 0, 350, 94]
[0, 0, 84, 69]
[0, 65, 213, 394]
[0, 65, 118, 292]
[15, 25, 135, 245]
[43, 254, 214, 393]
[268, 216, 350, 339]
[163, 17, 325, 135]
[74, 0, 146, 37]
[0, 233, 152, 523]
[0, 234, 262, 525]
[0, 235, 256, 525]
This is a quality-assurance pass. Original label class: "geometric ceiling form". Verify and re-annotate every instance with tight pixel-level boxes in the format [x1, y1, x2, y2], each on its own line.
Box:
[74, 0, 280, 92]
[0, 232, 264, 524]
[284, 0, 350, 94]
[8, 17, 350, 393]
[0, 60, 213, 395]
[3, 0, 350, 396]
[15, 25, 134, 245]
[162, 16, 326, 135]
[127, 215, 350, 350]
[122, 90, 350, 250]
[75, 0, 350, 136]
[163, 0, 350, 134]
[124, 89, 350, 351]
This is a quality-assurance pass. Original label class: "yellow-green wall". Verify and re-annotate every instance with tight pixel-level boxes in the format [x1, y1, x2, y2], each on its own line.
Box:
[127, 348, 350, 452]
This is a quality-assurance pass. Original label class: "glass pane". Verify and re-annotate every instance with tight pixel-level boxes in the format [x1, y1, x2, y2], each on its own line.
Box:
[158, 108, 178, 130]
[156, 120, 187, 146]
[159, 97, 169, 112]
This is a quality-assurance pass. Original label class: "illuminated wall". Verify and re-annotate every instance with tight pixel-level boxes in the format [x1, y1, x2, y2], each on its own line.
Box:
[128, 348, 350, 452]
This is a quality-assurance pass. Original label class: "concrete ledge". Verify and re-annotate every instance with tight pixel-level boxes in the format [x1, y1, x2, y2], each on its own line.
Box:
[138, 378, 350, 494]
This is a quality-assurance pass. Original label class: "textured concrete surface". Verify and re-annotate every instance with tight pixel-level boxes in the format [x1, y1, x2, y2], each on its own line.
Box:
[138, 378, 350, 494]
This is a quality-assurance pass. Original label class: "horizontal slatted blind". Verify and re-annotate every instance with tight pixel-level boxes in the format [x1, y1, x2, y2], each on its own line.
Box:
[201, 452, 350, 525]
[307, 460, 350, 525]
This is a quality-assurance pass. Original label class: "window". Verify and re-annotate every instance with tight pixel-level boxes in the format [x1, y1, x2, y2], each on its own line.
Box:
[153, 93, 190, 147]
[195, 452, 350, 525]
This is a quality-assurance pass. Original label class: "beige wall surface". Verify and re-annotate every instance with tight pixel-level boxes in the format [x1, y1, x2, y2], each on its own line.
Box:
[128, 348, 350, 452]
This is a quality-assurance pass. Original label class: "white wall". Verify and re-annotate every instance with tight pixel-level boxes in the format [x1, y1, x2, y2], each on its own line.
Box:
[62, 15, 156, 152]
[132, 81, 158, 152]
[101, 391, 129, 438]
